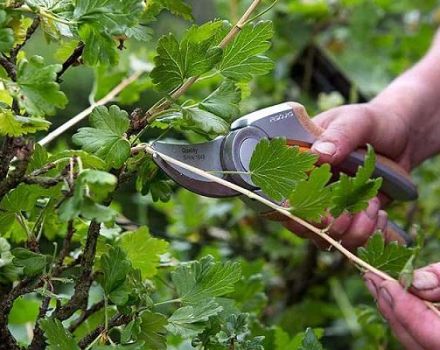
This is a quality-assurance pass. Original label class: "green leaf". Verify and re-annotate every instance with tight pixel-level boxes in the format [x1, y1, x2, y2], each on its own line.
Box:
[0, 10, 14, 52]
[12, 248, 47, 277]
[48, 150, 106, 170]
[73, 105, 131, 169]
[331, 145, 382, 217]
[145, 0, 192, 21]
[138, 311, 167, 350]
[40, 318, 80, 350]
[183, 107, 229, 136]
[92, 344, 145, 350]
[118, 226, 169, 279]
[150, 21, 224, 91]
[7, 56, 67, 117]
[358, 233, 413, 278]
[249, 138, 317, 201]
[166, 300, 223, 337]
[171, 255, 241, 305]
[78, 24, 118, 66]
[0, 109, 51, 137]
[58, 170, 117, 222]
[200, 80, 241, 121]
[216, 313, 249, 345]
[218, 21, 274, 81]
[154, 107, 229, 137]
[73, 0, 144, 65]
[299, 328, 323, 350]
[289, 165, 332, 221]
[9, 296, 40, 324]
[98, 246, 132, 305]
[73, 0, 144, 31]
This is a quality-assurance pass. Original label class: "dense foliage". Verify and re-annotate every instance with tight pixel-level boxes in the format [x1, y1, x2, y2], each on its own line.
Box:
[0, 1, 440, 349]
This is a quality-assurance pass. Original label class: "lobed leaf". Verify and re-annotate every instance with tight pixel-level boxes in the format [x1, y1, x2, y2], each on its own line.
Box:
[73, 105, 131, 169]
[166, 300, 223, 337]
[0, 109, 51, 137]
[150, 21, 224, 91]
[249, 138, 317, 201]
[12, 248, 48, 277]
[358, 233, 413, 278]
[40, 318, 79, 350]
[6, 56, 68, 117]
[200, 80, 241, 121]
[137, 311, 168, 350]
[330, 145, 382, 217]
[289, 165, 333, 222]
[171, 255, 241, 305]
[218, 21, 274, 81]
[118, 226, 169, 279]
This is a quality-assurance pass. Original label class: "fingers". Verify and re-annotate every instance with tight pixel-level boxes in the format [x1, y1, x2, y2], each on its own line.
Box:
[283, 198, 382, 250]
[366, 272, 440, 350]
[311, 105, 376, 164]
[342, 198, 380, 250]
[409, 263, 440, 301]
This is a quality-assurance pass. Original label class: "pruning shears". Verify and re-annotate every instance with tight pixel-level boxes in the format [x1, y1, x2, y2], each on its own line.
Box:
[152, 102, 418, 245]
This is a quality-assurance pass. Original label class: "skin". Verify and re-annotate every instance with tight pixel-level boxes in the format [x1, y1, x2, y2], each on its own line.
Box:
[284, 30, 440, 348]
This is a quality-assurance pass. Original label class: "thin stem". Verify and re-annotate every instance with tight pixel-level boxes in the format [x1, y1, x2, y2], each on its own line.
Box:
[154, 298, 181, 307]
[139, 0, 264, 128]
[144, 145, 440, 318]
[245, 0, 278, 25]
[207, 170, 249, 175]
[38, 70, 143, 146]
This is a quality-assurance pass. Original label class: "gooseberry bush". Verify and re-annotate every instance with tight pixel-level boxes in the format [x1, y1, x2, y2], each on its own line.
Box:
[0, 0, 434, 349]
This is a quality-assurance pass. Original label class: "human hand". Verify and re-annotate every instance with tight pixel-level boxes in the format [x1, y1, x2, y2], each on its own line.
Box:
[284, 102, 411, 249]
[364, 264, 440, 350]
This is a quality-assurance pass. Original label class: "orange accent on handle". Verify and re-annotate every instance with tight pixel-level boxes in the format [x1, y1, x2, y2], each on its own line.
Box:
[285, 102, 413, 182]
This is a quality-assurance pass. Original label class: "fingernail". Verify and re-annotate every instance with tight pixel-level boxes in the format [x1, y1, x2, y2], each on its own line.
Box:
[313, 141, 337, 156]
[364, 277, 378, 298]
[412, 270, 439, 290]
[376, 210, 387, 232]
[366, 199, 380, 220]
[379, 287, 394, 307]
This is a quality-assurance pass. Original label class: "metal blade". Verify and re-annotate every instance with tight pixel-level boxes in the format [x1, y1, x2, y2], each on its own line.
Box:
[152, 138, 240, 198]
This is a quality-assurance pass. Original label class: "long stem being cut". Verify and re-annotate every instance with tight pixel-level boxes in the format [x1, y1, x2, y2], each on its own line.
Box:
[144, 144, 440, 318]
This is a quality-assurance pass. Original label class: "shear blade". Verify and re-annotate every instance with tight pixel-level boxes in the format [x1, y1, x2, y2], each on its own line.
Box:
[152, 138, 240, 198]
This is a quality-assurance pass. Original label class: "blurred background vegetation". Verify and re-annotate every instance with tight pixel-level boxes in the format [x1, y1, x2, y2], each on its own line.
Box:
[12, 0, 440, 348]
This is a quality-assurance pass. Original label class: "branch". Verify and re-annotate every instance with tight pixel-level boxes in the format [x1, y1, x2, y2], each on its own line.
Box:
[131, 0, 263, 133]
[38, 70, 144, 147]
[57, 42, 85, 81]
[53, 220, 101, 320]
[0, 137, 15, 180]
[53, 220, 75, 275]
[0, 277, 44, 350]
[10, 17, 40, 60]
[68, 300, 105, 333]
[0, 139, 33, 198]
[29, 294, 51, 350]
[78, 313, 132, 349]
[22, 175, 64, 188]
[144, 145, 440, 318]
[0, 55, 16, 81]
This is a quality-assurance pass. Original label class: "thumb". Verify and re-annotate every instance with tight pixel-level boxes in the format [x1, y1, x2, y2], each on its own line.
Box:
[311, 108, 374, 164]
[407, 263, 440, 302]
